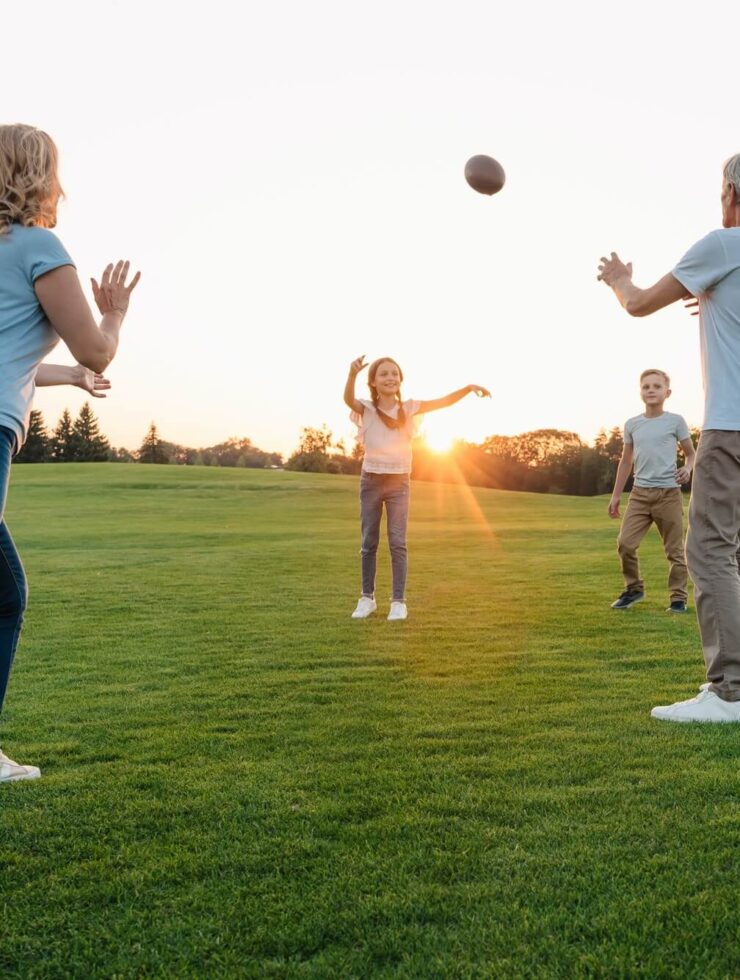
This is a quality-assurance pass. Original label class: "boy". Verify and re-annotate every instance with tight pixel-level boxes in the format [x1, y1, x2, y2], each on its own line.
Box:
[608, 369, 695, 612]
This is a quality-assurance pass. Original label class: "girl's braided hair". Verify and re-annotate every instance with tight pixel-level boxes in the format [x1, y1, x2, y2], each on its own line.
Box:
[368, 357, 406, 429]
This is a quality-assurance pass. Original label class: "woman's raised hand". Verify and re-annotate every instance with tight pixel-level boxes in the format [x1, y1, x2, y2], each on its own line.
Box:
[349, 355, 368, 376]
[468, 384, 491, 398]
[91, 260, 141, 318]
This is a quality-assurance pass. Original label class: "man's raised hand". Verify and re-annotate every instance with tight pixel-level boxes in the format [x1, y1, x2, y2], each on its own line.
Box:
[597, 253, 633, 287]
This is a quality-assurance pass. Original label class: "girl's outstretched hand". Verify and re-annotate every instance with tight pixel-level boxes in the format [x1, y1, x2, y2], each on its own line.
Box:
[74, 365, 111, 398]
[468, 384, 491, 398]
[349, 356, 368, 376]
[91, 260, 141, 318]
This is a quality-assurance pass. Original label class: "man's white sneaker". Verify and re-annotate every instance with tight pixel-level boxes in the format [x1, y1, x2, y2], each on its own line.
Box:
[351, 596, 377, 619]
[387, 601, 408, 621]
[650, 688, 740, 723]
[0, 750, 41, 783]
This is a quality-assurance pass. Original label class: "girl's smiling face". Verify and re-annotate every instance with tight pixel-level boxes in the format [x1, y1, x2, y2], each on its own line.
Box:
[370, 360, 402, 399]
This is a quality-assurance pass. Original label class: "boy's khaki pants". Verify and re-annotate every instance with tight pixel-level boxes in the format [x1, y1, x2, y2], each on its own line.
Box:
[686, 430, 740, 702]
[617, 486, 688, 602]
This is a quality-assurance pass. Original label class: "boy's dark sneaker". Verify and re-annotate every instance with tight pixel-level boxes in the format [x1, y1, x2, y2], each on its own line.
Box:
[611, 590, 645, 609]
[666, 601, 688, 613]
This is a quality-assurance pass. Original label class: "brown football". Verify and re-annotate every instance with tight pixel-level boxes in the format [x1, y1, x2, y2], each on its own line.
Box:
[464, 155, 506, 196]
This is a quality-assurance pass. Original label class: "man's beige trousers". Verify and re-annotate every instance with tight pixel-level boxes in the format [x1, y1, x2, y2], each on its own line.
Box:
[686, 430, 740, 702]
[617, 486, 688, 603]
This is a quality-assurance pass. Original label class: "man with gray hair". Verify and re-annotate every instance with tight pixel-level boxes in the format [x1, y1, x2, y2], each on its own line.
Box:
[598, 155, 740, 723]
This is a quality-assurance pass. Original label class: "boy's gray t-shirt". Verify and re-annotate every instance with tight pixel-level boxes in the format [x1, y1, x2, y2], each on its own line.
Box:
[673, 227, 740, 430]
[624, 412, 690, 488]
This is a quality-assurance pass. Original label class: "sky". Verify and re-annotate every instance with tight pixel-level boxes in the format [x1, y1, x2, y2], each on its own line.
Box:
[7, 0, 739, 456]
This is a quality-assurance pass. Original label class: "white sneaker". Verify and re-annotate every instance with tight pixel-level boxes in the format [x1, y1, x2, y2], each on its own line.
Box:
[351, 596, 377, 619]
[387, 601, 408, 621]
[651, 689, 740, 723]
[0, 750, 41, 783]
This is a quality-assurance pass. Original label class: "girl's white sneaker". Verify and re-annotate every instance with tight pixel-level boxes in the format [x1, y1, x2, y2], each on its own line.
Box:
[351, 596, 377, 619]
[0, 750, 41, 783]
[387, 601, 408, 621]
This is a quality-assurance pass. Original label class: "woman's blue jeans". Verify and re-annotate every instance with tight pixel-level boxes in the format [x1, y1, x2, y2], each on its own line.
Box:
[0, 427, 28, 715]
[360, 472, 410, 601]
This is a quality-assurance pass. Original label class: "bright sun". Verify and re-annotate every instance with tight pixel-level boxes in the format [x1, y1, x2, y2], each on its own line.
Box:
[423, 430, 457, 453]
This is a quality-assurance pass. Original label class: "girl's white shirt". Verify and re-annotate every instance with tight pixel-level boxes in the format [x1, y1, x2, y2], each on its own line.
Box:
[350, 398, 423, 474]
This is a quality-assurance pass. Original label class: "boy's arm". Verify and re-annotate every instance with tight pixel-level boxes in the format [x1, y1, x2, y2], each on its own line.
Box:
[344, 356, 367, 413]
[609, 443, 634, 518]
[676, 436, 696, 485]
[418, 384, 490, 414]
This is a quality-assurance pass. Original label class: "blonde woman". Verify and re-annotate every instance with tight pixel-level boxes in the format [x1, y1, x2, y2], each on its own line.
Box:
[0, 124, 140, 782]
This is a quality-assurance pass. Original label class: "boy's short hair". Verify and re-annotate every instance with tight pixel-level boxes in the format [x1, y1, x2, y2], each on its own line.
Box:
[640, 368, 670, 386]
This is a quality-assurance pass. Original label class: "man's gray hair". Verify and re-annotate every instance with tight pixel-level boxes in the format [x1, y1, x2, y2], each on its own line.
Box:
[723, 154, 740, 194]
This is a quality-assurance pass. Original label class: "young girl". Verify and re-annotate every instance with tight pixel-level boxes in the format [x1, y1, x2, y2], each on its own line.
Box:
[344, 355, 490, 621]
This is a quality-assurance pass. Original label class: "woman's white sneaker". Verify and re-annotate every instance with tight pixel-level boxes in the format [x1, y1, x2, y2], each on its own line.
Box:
[351, 596, 377, 619]
[0, 750, 41, 783]
[387, 601, 408, 621]
[650, 689, 740, 723]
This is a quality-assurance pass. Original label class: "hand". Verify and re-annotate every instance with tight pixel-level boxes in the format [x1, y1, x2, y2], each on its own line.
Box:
[676, 465, 692, 485]
[597, 252, 633, 287]
[467, 384, 491, 398]
[91, 260, 141, 318]
[683, 296, 699, 317]
[74, 365, 111, 398]
[349, 356, 368, 377]
[608, 498, 621, 518]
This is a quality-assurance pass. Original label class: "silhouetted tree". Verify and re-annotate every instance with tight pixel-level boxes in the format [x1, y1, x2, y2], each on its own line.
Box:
[71, 402, 110, 461]
[49, 409, 76, 462]
[138, 422, 169, 464]
[15, 410, 49, 462]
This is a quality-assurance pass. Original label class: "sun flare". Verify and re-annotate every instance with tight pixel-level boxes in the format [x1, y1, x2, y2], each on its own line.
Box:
[423, 431, 457, 454]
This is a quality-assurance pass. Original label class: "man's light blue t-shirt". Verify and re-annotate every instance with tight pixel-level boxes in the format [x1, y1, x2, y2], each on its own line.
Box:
[0, 225, 74, 449]
[673, 228, 740, 430]
[624, 412, 690, 488]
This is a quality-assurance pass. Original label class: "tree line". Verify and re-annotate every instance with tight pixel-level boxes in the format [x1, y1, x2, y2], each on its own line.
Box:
[16, 410, 283, 469]
[18, 409, 700, 498]
[283, 424, 701, 497]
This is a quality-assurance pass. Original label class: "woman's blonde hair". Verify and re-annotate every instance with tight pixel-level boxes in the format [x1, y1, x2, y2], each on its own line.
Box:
[0, 124, 62, 236]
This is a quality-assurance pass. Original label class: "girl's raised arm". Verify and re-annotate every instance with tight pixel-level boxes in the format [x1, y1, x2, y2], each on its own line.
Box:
[344, 356, 368, 413]
[418, 384, 490, 414]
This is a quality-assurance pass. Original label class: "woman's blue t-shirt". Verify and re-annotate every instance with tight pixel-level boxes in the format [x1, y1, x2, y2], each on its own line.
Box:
[0, 225, 74, 449]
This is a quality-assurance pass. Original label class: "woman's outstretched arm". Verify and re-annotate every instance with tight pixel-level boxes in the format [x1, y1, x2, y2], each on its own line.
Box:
[35, 364, 111, 398]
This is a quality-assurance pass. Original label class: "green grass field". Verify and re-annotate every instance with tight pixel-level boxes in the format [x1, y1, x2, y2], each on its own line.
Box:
[1, 465, 738, 978]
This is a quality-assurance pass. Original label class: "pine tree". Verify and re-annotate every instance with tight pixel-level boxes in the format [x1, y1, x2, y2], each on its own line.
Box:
[50, 409, 76, 462]
[71, 402, 110, 462]
[138, 422, 169, 464]
[15, 410, 49, 462]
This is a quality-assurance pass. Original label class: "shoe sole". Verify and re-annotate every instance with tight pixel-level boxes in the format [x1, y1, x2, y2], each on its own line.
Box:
[0, 769, 41, 783]
[651, 711, 739, 723]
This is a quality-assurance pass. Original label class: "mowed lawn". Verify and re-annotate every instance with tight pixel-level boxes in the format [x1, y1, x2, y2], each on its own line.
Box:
[1, 464, 738, 978]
